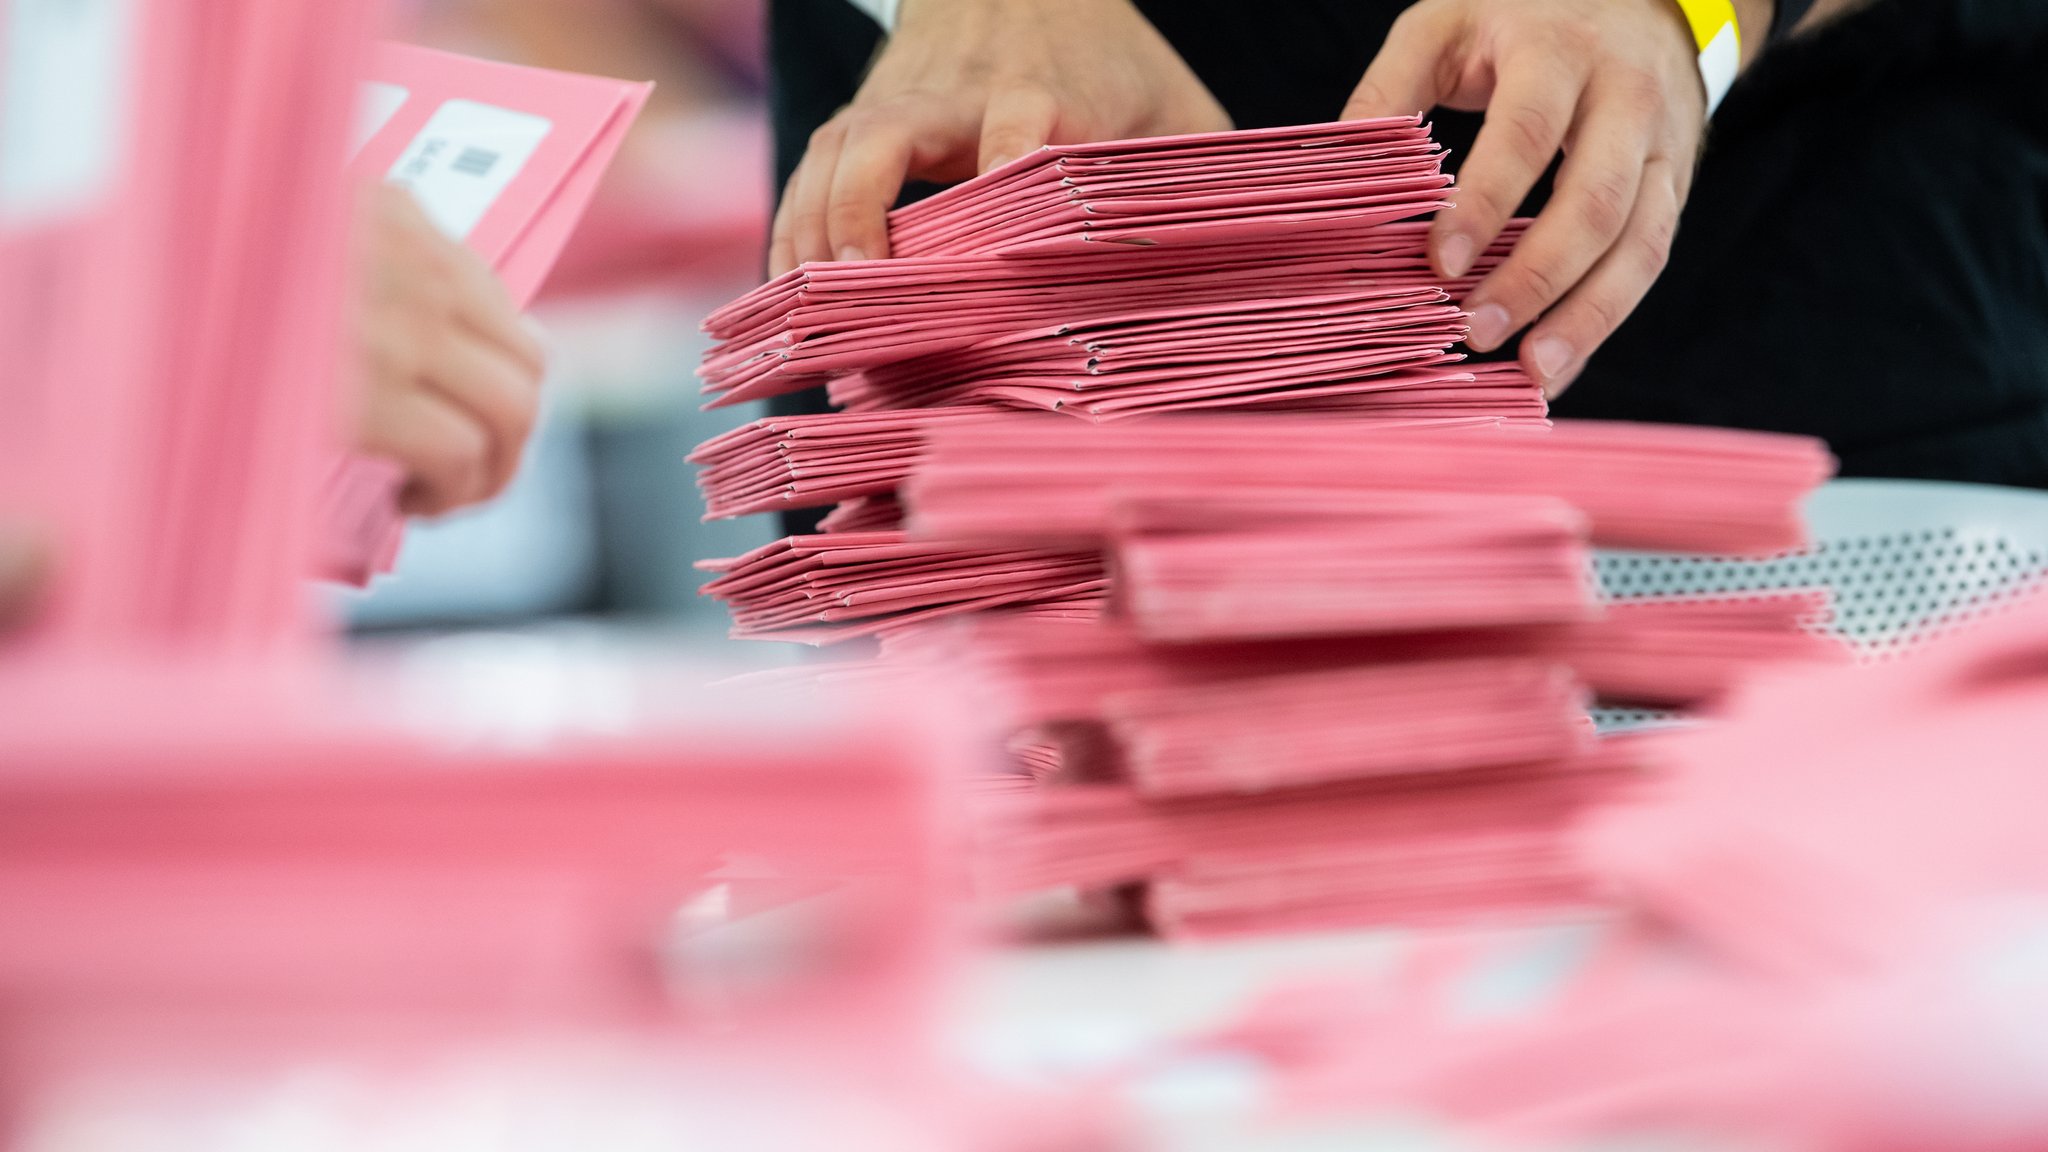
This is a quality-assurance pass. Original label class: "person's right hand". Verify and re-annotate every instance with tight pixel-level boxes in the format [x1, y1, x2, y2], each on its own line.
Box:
[768, 0, 1229, 276]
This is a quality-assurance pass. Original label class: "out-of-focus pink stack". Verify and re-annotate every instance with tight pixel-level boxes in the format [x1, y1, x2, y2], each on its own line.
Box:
[0, 11, 1050, 1148]
[1190, 590, 2048, 1151]
[0, 0, 375, 652]
[692, 120, 1848, 940]
[0, 652, 967, 1150]
[900, 416, 1841, 937]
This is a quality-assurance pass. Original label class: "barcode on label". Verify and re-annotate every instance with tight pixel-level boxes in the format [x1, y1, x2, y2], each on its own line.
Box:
[385, 100, 553, 241]
[452, 147, 499, 177]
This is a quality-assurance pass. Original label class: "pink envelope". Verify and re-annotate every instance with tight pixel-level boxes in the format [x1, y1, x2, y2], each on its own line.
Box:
[698, 531, 1106, 644]
[905, 416, 1835, 555]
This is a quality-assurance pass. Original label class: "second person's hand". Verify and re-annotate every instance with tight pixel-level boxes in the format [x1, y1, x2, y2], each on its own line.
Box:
[769, 0, 1230, 276]
[1346, 0, 1768, 395]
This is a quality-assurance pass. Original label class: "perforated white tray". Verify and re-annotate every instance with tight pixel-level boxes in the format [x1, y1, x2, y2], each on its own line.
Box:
[1597, 478, 2048, 655]
[1589, 479, 2048, 732]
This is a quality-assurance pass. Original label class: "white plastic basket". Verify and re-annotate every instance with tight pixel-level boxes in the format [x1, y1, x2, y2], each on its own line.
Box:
[1588, 479, 2048, 732]
[1596, 478, 2048, 656]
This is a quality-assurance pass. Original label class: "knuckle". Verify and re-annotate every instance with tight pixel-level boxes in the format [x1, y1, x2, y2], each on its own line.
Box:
[1578, 172, 1633, 238]
[995, 79, 1055, 108]
[1458, 181, 1519, 225]
[789, 202, 830, 233]
[1507, 257, 1569, 309]
[1388, 4, 1436, 40]
[1549, 17, 1600, 58]
[509, 390, 540, 437]
[1612, 66, 1666, 110]
[1348, 80, 1389, 112]
[835, 106, 883, 137]
[1503, 103, 1563, 164]
[1632, 211, 1678, 273]
[419, 422, 487, 487]
[1576, 290, 1630, 338]
[824, 199, 868, 233]
[1631, 226, 1674, 277]
[808, 118, 848, 149]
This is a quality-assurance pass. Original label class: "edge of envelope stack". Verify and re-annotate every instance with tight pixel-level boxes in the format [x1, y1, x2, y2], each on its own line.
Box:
[693, 117, 1848, 939]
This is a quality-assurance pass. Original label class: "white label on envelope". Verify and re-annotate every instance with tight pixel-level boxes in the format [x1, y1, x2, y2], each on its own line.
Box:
[385, 99, 551, 241]
[0, 0, 137, 229]
[352, 81, 409, 160]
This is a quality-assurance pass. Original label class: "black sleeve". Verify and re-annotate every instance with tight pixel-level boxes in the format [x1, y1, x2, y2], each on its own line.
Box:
[763, 0, 881, 533]
[1771, 0, 1820, 43]
[1732, 0, 2048, 128]
[768, 0, 881, 197]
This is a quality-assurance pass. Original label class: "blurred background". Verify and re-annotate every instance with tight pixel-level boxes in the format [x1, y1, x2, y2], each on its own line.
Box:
[339, 0, 777, 640]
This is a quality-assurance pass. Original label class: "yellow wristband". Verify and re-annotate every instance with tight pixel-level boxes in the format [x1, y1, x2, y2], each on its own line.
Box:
[1670, 0, 1741, 116]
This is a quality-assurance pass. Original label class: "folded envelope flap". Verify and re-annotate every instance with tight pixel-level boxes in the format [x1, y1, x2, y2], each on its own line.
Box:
[350, 41, 649, 277]
[491, 74, 652, 306]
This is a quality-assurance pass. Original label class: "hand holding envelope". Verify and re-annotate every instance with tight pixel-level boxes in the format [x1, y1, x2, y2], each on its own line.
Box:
[351, 184, 546, 517]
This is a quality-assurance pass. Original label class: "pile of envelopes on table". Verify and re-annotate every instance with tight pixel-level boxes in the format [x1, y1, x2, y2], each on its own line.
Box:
[1184, 589, 2048, 1149]
[692, 120, 1848, 937]
[893, 416, 1845, 937]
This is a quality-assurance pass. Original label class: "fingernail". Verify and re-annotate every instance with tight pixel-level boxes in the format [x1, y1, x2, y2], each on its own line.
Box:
[984, 153, 1021, 173]
[1437, 234, 1474, 280]
[1466, 304, 1512, 351]
[836, 245, 868, 263]
[1531, 335, 1575, 381]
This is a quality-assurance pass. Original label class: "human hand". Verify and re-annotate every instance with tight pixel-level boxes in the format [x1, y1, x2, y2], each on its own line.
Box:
[769, 0, 1229, 275]
[350, 184, 547, 518]
[1345, 0, 1766, 395]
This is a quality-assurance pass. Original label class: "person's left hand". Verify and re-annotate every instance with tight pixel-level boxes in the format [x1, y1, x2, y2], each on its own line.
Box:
[1344, 0, 1747, 396]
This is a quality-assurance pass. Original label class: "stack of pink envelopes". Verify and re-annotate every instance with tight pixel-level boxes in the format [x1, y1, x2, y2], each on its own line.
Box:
[887, 119, 1453, 257]
[0, 655, 938, 1031]
[702, 213, 1535, 419]
[699, 531, 1106, 644]
[889, 415, 1837, 934]
[976, 744, 1643, 937]
[694, 120, 1842, 937]
[0, 652, 991, 1151]
[907, 415, 1835, 554]
[691, 409, 998, 521]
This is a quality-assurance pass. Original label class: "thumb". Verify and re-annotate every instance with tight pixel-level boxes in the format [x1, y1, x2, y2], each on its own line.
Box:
[1342, 8, 1455, 121]
[978, 84, 1060, 174]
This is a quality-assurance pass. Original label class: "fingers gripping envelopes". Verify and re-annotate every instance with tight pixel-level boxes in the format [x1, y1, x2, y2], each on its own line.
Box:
[693, 119, 1841, 937]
